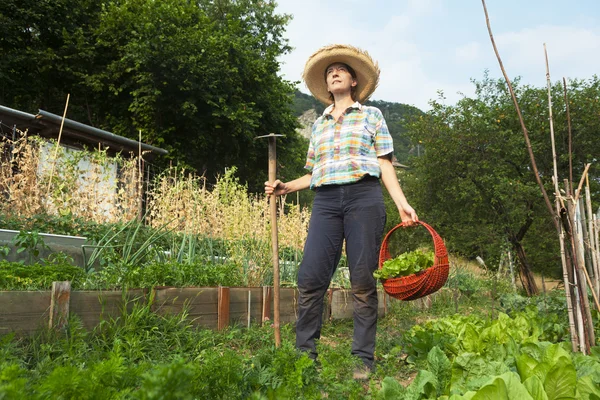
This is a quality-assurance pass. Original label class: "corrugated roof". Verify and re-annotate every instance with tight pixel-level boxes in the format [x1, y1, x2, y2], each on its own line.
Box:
[0, 104, 167, 157]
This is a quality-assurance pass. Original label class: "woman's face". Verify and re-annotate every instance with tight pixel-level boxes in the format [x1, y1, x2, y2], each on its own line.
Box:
[326, 62, 357, 97]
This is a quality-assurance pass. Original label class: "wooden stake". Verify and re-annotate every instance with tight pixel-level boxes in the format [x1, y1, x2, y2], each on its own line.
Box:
[269, 141, 281, 347]
[46, 93, 70, 197]
[545, 48, 579, 351]
[558, 222, 579, 352]
[586, 178, 599, 295]
[217, 286, 230, 331]
[574, 273, 587, 354]
[561, 181, 581, 351]
[49, 281, 71, 330]
[567, 197, 595, 351]
[256, 133, 284, 348]
[562, 78, 574, 195]
[573, 163, 591, 204]
[261, 286, 271, 323]
[481, 0, 558, 231]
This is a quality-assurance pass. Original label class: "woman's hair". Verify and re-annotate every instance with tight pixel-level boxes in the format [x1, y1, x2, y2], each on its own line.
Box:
[325, 63, 358, 102]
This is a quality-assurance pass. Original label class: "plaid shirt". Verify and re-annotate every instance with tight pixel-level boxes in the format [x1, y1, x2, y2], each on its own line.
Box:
[305, 102, 394, 189]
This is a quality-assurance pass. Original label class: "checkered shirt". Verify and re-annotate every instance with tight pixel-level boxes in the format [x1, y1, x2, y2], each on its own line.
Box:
[305, 102, 394, 189]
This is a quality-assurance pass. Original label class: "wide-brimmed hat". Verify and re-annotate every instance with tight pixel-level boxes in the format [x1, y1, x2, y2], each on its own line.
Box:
[302, 44, 380, 105]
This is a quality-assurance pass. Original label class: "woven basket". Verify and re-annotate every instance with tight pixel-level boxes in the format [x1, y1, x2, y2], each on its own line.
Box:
[378, 221, 449, 301]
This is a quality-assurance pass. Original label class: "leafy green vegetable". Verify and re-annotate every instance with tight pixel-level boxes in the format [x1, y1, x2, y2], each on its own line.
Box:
[373, 249, 434, 280]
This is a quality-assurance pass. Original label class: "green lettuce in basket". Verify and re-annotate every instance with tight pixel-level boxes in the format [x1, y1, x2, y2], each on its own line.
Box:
[373, 249, 434, 280]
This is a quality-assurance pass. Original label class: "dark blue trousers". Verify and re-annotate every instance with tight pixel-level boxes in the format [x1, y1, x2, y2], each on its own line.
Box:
[296, 176, 386, 368]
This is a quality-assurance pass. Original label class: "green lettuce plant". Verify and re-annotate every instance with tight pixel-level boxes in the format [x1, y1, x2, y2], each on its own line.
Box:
[374, 249, 434, 280]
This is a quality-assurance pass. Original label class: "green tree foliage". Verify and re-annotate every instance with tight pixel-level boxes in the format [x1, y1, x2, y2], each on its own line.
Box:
[0, 0, 307, 190]
[403, 74, 600, 277]
[0, 0, 101, 113]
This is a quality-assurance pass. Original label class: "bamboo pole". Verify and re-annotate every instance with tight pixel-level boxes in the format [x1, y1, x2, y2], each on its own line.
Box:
[567, 197, 595, 351]
[577, 199, 600, 312]
[46, 93, 71, 197]
[558, 219, 579, 352]
[563, 78, 574, 195]
[595, 213, 600, 283]
[573, 271, 586, 354]
[595, 214, 600, 293]
[561, 181, 581, 351]
[579, 196, 594, 294]
[544, 49, 579, 351]
[573, 163, 591, 205]
[481, 0, 558, 231]
[585, 177, 600, 295]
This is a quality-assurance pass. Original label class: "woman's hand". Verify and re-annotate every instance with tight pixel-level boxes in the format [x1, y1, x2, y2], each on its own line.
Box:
[399, 204, 419, 226]
[264, 179, 288, 196]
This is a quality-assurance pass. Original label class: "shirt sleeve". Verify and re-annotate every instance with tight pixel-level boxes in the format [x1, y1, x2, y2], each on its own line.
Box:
[304, 126, 316, 172]
[374, 109, 394, 157]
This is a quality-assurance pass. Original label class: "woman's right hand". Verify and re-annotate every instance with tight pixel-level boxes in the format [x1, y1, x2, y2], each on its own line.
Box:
[264, 179, 288, 196]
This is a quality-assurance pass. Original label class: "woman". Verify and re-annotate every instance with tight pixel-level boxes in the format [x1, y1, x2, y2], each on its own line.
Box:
[265, 44, 418, 379]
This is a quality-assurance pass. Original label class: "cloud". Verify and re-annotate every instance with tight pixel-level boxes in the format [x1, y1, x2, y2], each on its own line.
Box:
[276, 0, 444, 109]
[455, 42, 481, 64]
[407, 0, 443, 16]
[274, 1, 600, 111]
[495, 25, 600, 81]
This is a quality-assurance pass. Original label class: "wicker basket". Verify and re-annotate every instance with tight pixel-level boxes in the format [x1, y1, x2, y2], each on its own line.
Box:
[378, 221, 449, 301]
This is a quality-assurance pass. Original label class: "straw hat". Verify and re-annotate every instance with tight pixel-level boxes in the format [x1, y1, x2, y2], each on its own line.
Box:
[302, 44, 380, 105]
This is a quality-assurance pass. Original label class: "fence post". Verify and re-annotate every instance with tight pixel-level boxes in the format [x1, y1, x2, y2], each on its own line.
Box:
[49, 281, 71, 330]
[218, 286, 230, 330]
[261, 286, 271, 324]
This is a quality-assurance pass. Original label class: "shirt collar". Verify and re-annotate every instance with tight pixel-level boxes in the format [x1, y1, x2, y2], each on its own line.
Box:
[322, 101, 363, 116]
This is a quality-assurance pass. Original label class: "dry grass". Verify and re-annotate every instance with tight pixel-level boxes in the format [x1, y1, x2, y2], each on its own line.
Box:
[1, 133, 311, 284]
[146, 166, 310, 249]
[146, 167, 311, 285]
[1, 131, 141, 223]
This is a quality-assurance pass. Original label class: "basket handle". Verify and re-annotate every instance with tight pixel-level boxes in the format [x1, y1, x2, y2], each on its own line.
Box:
[378, 221, 447, 269]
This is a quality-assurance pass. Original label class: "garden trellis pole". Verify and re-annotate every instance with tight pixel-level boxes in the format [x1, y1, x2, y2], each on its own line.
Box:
[256, 133, 285, 348]
[565, 175, 595, 352]
[563, 78, 574, 195]
[545, 46, 578, 351]
[586, 176, 600, 294]
[481, 0, 557, 233]
[46, 93, 70, 198]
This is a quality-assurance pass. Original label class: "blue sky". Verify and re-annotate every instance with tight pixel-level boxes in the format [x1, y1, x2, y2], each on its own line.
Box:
[275, 0, 600, 110]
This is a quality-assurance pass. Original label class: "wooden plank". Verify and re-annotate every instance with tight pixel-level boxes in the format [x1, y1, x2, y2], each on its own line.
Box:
[70, 289, 147, 330]
[261, 286, 271, 324]
[229, 288, 262, 326]
[0, 291, 50, 335]
[277, 287, 298, 324]
[49, 281, 71, 330]
[217, 286, 230, 330]
[153, 287, 218, 329]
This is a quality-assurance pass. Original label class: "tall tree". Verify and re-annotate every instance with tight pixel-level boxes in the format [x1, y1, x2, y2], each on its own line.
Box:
[0, 0, 101, 115]
[1, 0, 306, 190]
[403, 74, 600, 287]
